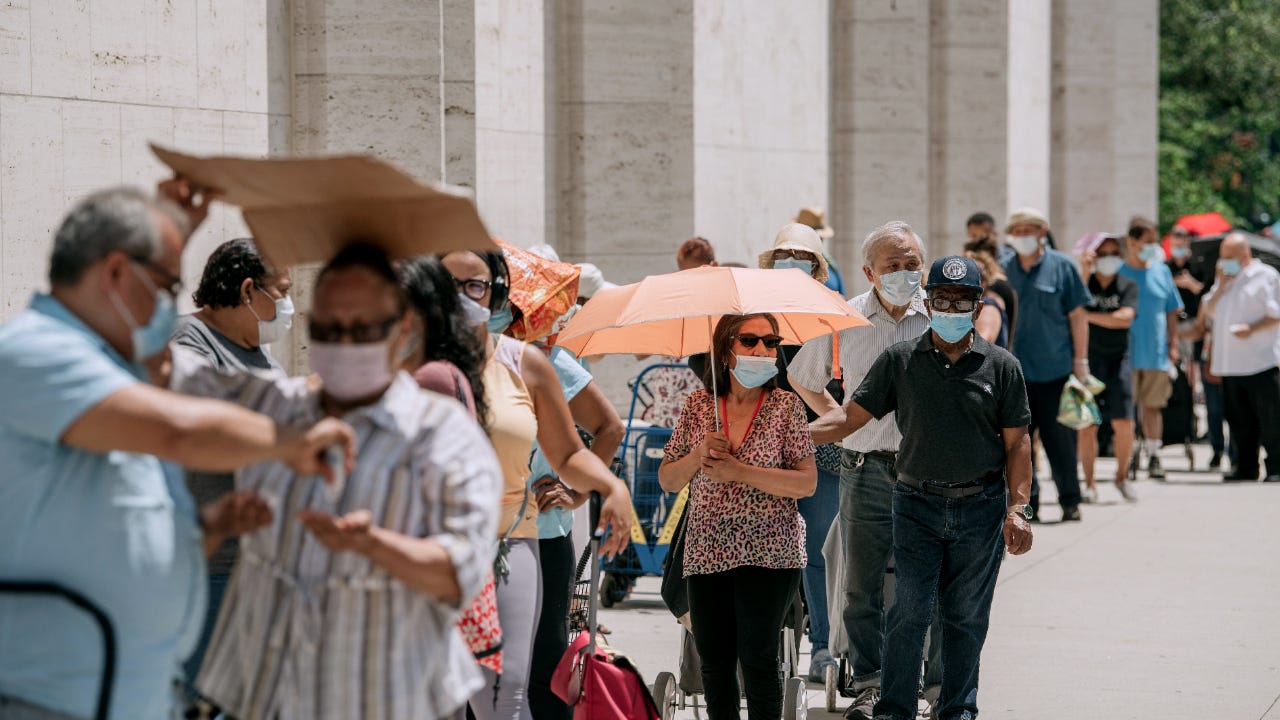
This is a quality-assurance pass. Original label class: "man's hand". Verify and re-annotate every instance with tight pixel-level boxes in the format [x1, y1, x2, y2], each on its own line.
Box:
[596, 481, 633, 560]
[284, 418, 356, 484]
[532, 475, 583, 512]
[1231, 323, 1253, 339]
[1169, 344, 1181, 366]
[1173, 270, 1203, 293]
[1004, 513, 1033, 555]
[201, 490, 274, 540]
[298, 509, 374, 553]
[157, 175, 221, 236]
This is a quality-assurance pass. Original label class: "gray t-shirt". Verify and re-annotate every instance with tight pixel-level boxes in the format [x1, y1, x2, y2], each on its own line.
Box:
[171, 314, 283, 573]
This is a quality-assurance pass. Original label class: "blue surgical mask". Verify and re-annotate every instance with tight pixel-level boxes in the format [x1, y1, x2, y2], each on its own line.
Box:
[1138, 244, 1161, 263]
[486, 304, 514, 334]
[730, 354, 779, 388]
[877, 269, 922, 307]
[109, 263, 178, 362]
[1171, 246, 1191, 260]
[1220, 258, 1242, 276]
[773, 258, 814, 276]
[929, 310, 974, 343]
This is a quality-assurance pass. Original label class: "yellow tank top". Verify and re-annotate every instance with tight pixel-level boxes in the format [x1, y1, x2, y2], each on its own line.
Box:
[484, 336, 540, 538]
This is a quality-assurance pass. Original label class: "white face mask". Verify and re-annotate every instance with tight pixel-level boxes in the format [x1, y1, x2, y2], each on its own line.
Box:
[310, 338, 396, 402]
[1007, 234, 1042, 256]
[249, 288, 295, 345]
[1094, 256, 1124, 277]
[458, 293, 492, 327]
[875, 269, 922, 307]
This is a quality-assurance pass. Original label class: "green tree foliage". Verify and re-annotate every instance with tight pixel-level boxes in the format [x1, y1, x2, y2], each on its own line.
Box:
[1160, 0, 1280, 229]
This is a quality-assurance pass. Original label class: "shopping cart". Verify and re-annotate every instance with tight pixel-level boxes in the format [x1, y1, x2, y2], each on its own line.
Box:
[599, 364, 703, 607]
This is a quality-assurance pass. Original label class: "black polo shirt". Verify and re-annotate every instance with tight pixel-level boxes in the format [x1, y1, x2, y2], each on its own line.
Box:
[850, 331, 1031, 485]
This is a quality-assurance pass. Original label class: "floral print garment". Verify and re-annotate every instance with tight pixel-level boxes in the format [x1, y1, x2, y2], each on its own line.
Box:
[664, 388, 816, 577]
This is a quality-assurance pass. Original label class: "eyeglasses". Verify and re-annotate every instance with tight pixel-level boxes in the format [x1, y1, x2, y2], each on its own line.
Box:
[928, 297, 978, 312]
[735, 334, 782, 349]
[309, 316, 401, 343]
[773, 249, 817, 262]
[130, 258, 183, 298]
[454, 276, 491, 301]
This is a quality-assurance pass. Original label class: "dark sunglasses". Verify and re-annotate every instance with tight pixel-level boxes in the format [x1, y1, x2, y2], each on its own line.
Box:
[928, 297, 978, 312]
[309, 316, 401, 343]
[453, 277, 491, 301]
[735, 334, 782, 349]
[130, 257, 183, 298]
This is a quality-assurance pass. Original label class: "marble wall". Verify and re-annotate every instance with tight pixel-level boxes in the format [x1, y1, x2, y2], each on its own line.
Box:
[0, 0, 290, 318]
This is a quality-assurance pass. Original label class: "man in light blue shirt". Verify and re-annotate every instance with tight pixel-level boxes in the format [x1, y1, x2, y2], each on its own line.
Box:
[1118, 218, 1184, 479]
[0, 187, 353, 719]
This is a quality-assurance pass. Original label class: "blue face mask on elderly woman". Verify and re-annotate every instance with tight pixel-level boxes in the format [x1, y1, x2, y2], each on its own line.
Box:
[773, 258, 814, 276]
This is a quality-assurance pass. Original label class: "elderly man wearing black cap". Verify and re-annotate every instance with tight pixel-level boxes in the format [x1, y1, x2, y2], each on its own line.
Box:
[812, 255, 1034, 720]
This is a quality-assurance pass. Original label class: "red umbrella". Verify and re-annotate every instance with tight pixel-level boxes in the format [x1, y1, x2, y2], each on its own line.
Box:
[1173, 212, 1232, 236]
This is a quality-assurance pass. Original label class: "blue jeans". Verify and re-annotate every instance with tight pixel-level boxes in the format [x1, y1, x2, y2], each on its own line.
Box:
[839, 451, 942, 691]
[797, 468, 839, 652]
[874, 480, 1006, 720]
[183, 571, 230, 698]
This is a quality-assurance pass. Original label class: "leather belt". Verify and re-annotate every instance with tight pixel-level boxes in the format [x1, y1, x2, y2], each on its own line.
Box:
[897, 471, 1004, 499]
[852, 449, 897, 465]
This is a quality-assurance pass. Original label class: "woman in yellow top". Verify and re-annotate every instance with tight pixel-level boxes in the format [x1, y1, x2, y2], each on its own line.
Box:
[441, 250, 632, 720]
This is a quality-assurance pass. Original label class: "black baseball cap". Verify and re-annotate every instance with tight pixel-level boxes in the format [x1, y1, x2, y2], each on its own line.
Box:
[924, 255, 983, 292]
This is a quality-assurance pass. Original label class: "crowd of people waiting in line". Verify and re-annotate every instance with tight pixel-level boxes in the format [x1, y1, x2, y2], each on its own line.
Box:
[0, 173, 1276, 720]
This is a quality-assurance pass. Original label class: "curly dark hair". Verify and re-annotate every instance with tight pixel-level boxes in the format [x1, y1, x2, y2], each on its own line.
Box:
[703, 313, 780, 397]
[399, 255, 489, 428]
[192, 238, 270, 309]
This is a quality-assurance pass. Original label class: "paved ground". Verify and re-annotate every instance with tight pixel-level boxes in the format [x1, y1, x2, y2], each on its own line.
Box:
[595, 442, 1280, 720]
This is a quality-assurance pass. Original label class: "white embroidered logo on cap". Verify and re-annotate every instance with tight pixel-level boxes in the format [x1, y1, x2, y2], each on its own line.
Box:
[942, 259, 967, 280]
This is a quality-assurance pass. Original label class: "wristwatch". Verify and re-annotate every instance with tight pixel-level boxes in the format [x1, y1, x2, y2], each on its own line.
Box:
[1008, 504, 1033, 520]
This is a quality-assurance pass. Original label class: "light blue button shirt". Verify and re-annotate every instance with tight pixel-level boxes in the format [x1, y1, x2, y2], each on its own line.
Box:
[0, 294, 206, 719]
[529, 347, 594, 539]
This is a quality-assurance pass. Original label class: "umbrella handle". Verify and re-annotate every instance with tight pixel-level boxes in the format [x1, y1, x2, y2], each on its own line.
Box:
[708, 315, 722, 432]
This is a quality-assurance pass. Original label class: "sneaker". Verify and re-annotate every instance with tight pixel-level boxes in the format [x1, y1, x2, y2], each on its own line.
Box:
[1080, 486, 1098, 504]
[1115, 479, 1137, 502]
[808, 648, 836, 683]
[844, 686, 880, 720]
[1061, 505, 1082, 522]
[1147, 455, 1166, 480]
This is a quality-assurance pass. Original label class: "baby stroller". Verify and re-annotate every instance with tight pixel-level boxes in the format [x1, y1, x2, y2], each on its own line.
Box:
[600, 364, 703, 607]
[650, 591, 809, 720]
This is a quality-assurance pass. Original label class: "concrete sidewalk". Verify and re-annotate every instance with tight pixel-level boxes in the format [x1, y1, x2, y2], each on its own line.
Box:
[596, 442, 1280, 720]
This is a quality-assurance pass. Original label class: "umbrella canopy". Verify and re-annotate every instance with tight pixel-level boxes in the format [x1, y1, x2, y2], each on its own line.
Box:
[495, 238, 581, 342]
[1173, 212, 1233, 237]
[554, 266, 868, 358]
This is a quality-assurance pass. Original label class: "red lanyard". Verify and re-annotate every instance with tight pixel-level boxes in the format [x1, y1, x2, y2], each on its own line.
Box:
[721, 391, 767, 451]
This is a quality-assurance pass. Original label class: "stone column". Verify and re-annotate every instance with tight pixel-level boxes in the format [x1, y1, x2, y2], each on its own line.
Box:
[692, 0, 830, 268]
[830, 0, 932, 293]
[286, 0, 476, 373]
[1050, 0, 1158, 253]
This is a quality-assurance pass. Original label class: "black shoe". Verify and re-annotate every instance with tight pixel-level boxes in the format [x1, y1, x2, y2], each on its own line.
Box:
[1223, 472, 1259, 482]
[1209, 452, 1223, 468]
[1264, 475, 1280, 483]
[1147, 455, 1166, 480]
[1061, 505, 1082, 522]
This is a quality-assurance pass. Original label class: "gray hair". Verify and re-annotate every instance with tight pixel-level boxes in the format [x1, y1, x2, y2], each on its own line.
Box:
[861, 220, 926, 266]
[48, 187, 188, 287]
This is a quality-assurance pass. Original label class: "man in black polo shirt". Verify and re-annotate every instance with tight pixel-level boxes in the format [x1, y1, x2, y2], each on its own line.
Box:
[813, 255, 1033, 720]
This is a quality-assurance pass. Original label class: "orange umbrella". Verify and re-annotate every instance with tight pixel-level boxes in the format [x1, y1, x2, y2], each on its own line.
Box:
[495, 238, 581, 342]
[554, 266, 869, 423]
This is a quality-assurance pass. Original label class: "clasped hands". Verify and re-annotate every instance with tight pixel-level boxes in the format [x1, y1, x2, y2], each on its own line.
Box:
[700, 431, 744, 483]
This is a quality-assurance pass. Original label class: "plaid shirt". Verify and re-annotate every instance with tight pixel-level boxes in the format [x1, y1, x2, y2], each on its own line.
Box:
[173, 352, 501, 720]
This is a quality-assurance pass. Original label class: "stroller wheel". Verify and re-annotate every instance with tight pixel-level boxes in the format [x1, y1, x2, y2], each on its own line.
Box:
[652, 671, 677, 720]
[782, 676, 808, 720]
[823, 663, 838, 711]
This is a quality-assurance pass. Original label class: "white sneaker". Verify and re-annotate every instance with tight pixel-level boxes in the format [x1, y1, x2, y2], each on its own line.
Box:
[1081, 486, 1098, 503]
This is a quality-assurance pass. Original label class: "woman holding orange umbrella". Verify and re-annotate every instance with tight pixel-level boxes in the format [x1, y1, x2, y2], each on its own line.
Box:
[658, 312, 817, 720]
